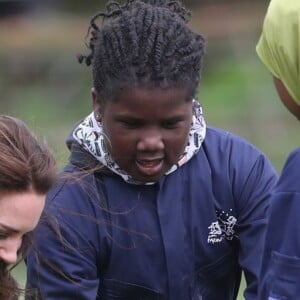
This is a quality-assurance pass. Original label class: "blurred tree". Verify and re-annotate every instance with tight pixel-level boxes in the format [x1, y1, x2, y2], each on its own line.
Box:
[0, 0, 34, 17]
[35, 0, 267, 15]
[0, 0, 53, 18]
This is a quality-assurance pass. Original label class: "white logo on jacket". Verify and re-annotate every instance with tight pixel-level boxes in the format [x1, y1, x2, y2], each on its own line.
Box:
[207, 209, 237, 244]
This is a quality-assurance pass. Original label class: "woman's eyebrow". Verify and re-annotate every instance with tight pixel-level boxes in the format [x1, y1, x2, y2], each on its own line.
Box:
[0, 222, 19, 234]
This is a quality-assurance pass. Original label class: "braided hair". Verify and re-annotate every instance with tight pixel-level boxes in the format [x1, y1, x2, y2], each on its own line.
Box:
[78, 0, 206, 102]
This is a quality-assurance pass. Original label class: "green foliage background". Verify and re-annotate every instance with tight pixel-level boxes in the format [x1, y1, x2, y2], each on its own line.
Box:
[1, 1, 299, 299]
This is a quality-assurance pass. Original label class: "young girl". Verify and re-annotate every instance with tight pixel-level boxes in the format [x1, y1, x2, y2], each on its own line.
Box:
[256, 0, 300, 298]
[26, 1, 277, 299]
[0, 115, 56, 300]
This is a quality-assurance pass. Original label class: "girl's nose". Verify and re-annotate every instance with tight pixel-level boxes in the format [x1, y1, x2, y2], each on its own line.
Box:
[0, 238, 21, 265]
[137, 131, 164, 151]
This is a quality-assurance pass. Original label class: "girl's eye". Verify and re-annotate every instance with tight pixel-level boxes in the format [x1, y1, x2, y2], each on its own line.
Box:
[0, 232, 8, 240]
[120, 120, 141, 128]
[162, 120, 180, 128]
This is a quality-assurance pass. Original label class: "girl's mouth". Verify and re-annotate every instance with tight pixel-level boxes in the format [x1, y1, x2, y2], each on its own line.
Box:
[136, 158, 164, 176]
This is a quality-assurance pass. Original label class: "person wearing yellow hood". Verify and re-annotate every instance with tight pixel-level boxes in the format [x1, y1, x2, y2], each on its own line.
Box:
[256, 0, 300, 298]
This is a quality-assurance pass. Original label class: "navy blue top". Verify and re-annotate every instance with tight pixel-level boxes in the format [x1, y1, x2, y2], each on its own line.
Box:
[26, 127, 277, 300]
[259, 148, 300, 300]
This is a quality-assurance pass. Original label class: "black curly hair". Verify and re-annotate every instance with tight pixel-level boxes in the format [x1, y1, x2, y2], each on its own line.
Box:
[78, 0, 206, 103]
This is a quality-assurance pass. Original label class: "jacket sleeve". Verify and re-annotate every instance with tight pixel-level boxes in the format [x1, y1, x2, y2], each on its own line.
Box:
[258, 150, 300, 299]
[258, 192, 300, 299]
[230, 146, 278, 300]
[26, 179, 103, 300]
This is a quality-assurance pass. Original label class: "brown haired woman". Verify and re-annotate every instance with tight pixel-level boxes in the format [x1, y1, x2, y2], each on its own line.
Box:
[0, 115, 56, 300]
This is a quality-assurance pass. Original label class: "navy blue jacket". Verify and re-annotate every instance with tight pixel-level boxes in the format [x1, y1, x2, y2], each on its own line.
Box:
[259, 148, 300, 300]
[26, 127, 277, 300]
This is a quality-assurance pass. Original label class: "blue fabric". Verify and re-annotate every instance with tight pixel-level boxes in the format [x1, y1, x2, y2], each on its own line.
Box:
[26, 127, 277, 300]
[259, 148, 300, 300]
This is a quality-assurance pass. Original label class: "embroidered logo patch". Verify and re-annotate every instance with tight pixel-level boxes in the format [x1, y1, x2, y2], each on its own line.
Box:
[207, 209, 237, 244]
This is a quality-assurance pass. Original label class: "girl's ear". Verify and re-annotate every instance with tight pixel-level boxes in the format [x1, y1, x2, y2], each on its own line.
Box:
[92, 87, 101, 121]
[92, 87, 100, 110]
[273, 77, 300, 120]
